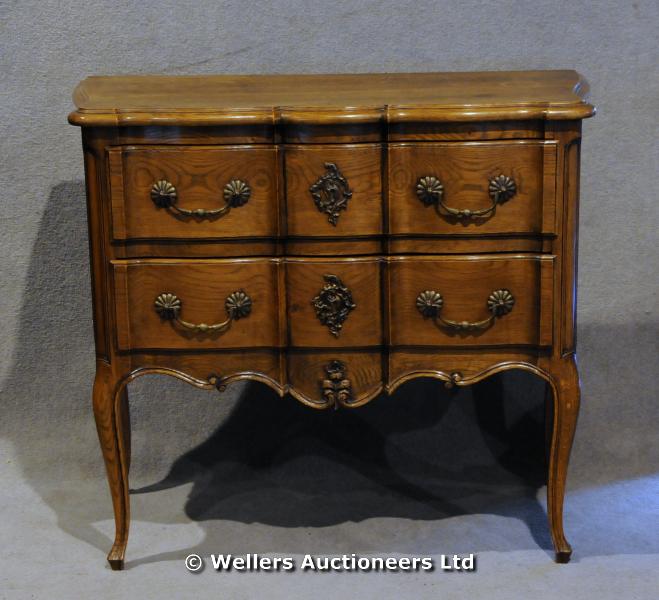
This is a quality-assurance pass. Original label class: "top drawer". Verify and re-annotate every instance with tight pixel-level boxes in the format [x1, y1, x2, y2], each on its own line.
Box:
[108, 145, 279, 240]
[388, 141, 557, 236]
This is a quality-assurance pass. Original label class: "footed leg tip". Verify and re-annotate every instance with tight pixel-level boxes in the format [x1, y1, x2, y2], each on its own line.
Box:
[108, 543, 126, 571]
[555, 549, 572, 563]
[108, 558, 124, 571]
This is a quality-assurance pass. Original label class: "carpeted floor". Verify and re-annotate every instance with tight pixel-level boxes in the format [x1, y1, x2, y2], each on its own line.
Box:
[2, 380, 657, 599]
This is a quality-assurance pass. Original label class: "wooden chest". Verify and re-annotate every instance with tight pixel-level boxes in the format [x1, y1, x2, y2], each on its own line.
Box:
[69, 71, 595, 569]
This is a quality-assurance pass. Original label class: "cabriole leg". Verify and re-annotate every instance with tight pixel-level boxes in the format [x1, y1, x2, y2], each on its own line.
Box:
[93, 363, 131, 570]
[118, 387, 131, 475]
[545, 355, 580, 563]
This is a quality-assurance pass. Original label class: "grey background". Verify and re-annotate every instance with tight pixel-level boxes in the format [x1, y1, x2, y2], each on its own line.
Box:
[1, 1, 657, 598]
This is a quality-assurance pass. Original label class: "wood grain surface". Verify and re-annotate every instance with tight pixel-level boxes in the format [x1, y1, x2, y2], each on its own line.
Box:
[286, 350, 383, 408]
[69, 71, 595, 126]
[388, 119, 545, 141]
[285, 258, 383, 348]
[113, 259, 282, 350]
[71, 71, 593, 568]
[388, 255, 554, 347]
[285, 144, 383, 237]
[109, 145, 279, 240]
[388, 141, 556, 236]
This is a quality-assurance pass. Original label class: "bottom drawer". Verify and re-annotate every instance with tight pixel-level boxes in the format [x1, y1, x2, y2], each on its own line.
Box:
[112, 259, 281, 350]
[389, 255, 554, 348]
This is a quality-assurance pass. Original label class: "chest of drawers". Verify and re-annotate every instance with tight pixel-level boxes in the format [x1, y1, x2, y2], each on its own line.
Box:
[69, 71, 595, 569]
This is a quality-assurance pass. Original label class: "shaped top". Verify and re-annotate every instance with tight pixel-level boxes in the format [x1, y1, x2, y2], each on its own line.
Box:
[69, 70, 595, 126]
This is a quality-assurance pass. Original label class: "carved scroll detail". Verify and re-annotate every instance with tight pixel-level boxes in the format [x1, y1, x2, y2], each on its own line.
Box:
[321, 360, 353, 408]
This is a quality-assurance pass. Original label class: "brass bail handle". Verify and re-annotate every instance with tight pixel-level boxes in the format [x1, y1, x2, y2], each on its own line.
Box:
[416, 289, 515, 331]
[415, 174, 517, 219]
[150, 179, 251, 218]
[154, 290, 252, 333]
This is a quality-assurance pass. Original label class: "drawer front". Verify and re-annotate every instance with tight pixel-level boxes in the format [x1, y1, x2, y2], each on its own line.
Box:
[285, 145, 383, 237]
[109, 146, 279, 240]
[388, 141, 557, 236]
[113, 259, 281, 350]
[286, 258, 382, 348]
[389, 255, 554, 348]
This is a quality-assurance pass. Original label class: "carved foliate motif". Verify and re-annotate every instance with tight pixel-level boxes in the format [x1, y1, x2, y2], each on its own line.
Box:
[321, 360, 353, 408]
[309, 162, 353, 225]
[312, 274, 356, 337]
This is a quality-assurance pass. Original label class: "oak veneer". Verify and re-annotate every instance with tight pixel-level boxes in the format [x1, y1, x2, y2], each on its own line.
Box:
[388, 141, 557, 236]
[112, 259, 281, 350]
[285, 144, 383, 236]
[388, 255, 554, 348]
[286, 258, 383, 348]
[69, 71, 594, 126]
[70, 70, 595, 570]
[109, 145, 280, 240]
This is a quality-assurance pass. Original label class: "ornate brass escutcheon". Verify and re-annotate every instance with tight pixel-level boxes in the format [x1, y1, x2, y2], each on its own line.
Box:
[309, 162, 353, 226]
[312, 274, 356, 337]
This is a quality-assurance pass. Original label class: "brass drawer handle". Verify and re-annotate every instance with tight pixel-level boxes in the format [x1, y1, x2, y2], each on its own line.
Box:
[416, 289, 515, 331]
[154, 290, 252, 333]
[150, 179, 251, 218]
[416, 174, 517, 220]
